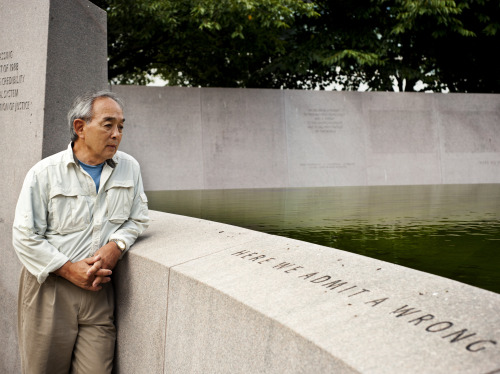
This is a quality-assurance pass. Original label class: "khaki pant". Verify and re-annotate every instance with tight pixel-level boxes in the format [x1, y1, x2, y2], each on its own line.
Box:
[18, 267, 116, 374]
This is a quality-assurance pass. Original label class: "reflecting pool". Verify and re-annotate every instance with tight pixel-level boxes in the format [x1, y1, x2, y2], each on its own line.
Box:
[146, 184, 500, 294]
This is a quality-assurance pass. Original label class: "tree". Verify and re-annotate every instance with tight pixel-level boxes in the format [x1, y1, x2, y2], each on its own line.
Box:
[376, 0, 500, 93]
[285, 0, 500, 92]
[91, 0, 318, 86]
[91, 0, 500, 92]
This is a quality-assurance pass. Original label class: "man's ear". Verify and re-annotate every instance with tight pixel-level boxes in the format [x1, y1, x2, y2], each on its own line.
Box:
[73, 119, 86, 139]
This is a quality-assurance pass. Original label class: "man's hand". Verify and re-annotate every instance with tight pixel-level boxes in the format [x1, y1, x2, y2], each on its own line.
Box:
[54, 254, 112, 291]
[91, 241, 122, 288]
[94, 241, 122, 271]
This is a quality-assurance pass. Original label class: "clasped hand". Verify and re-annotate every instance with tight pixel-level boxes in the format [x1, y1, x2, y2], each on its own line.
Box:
[55, 242, 122, 291]
[55, 254, 112, 291]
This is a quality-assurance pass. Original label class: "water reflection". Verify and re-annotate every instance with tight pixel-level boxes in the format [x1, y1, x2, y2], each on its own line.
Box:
[146, 184, 500, 294]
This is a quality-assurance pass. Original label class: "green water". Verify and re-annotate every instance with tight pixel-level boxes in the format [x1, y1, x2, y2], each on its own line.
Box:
[146, 184, 500, 294]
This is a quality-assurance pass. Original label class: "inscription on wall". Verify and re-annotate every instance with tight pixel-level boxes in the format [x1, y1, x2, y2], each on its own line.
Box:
[479, 160, 500, 166]
[303, 108, 345, 134]
[230, 249, 498, 354]
[0, 50, 31, 113]
[300, 162, 355, 170]
[298, 107, 357, 171]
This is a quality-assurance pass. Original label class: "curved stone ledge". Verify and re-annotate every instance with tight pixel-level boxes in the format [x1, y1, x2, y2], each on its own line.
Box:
[113, 211, 500, 373]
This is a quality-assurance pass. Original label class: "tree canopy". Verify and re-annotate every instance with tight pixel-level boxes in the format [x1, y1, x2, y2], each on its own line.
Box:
[90, 0, 500, 92]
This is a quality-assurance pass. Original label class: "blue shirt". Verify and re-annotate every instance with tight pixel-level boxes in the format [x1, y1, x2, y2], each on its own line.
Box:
[79, 161, 105, 192]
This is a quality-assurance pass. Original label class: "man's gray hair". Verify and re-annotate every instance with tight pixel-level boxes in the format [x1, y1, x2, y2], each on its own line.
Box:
[68, 90, 124, 142]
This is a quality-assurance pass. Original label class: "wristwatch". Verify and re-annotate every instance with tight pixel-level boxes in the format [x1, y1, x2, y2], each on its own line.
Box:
[110, 239, 126, 252]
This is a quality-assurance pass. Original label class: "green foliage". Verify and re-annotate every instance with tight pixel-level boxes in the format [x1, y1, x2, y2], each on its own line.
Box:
[94, 0, 318, 86]
[91, 0, 500, 92]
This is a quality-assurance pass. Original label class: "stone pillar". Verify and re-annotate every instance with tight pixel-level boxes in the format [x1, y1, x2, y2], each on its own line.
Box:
[0, 0, 107, 371]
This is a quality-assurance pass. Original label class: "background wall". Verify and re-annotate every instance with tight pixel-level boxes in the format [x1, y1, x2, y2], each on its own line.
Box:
[114, 86, 500, 191]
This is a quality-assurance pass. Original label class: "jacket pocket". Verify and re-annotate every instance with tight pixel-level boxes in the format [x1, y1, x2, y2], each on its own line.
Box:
[140, 192, 149, 214]
[105, 180, 134, 224]
[48, 187, 90, 234]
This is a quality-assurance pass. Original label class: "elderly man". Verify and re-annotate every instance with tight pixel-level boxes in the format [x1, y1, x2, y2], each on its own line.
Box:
[12, 90, 149, 373]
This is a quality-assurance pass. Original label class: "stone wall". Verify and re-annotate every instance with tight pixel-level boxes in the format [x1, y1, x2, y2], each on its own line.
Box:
[113, 210, 500, 373]
[114, 86, 500, 191]
[0, 0, 107, 372]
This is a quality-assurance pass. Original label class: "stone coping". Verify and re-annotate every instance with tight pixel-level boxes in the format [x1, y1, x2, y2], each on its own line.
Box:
[113, 210, 500, 373]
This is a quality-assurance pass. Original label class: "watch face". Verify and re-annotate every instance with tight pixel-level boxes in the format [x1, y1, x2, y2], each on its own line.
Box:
[114, 240, 125, 250]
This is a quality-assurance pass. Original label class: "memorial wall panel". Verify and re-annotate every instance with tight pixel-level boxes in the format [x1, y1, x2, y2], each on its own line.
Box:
[117, 87, 500, 190]
[114, 86, 204, 190]
[201, 88, 288, 189]
[285, 91, 367, 187]
[364, 93, 442, 185]
[437, 94, 500, 184]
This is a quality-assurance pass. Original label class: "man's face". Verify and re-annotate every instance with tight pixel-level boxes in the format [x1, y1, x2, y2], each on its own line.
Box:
[79, 97, 125, 165]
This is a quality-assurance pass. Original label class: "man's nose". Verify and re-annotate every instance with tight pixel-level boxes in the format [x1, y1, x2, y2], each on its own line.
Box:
[111, 126, 120, 138]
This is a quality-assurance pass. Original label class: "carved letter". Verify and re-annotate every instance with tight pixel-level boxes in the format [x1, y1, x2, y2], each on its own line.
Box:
[442, 329, 476, 343]
[365, 298, 389, 307]
[348, 289, 370, 297]
[241, 252, 259, 259]
[284, 266, 304, 273]
[273, 262, 295, 270]
[391, 305, 421, 318]
[232, 250, 250, 256]
[338, 286, 357, 293]
[258, 257, 275, 264]
[249, 255, 266, 261]
[408, 314, 434, 326]
[310, 276, 331, 283]
[426, 322, 453, 333]
[322, 280, 348, 290]
[466, 340, 497, 352]
[298, 272, 318, 280]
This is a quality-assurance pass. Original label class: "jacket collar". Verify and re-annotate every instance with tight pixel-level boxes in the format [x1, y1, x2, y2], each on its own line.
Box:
[65, 142, 118, 168]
